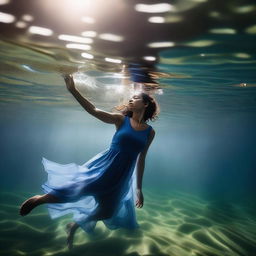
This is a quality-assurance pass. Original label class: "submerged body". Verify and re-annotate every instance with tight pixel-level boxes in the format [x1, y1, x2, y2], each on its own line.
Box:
[19, 74, 158, 249]
[42, 115, 153, 233]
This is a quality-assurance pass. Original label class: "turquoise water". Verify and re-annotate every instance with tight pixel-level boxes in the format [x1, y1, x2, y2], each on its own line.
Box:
[1, 0, 256, 255]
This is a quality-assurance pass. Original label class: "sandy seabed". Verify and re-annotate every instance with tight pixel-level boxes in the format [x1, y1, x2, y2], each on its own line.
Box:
[0, 190, 255, 256]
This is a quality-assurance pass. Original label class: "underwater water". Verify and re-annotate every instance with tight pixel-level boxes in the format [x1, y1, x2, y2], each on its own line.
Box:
[1, 1, 256, 255]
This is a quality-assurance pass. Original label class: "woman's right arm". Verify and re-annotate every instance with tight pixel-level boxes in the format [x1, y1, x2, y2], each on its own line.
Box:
[63, 74, 123, 125]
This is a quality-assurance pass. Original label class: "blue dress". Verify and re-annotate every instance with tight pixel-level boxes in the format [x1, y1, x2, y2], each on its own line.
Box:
[41, 115, 152, 233]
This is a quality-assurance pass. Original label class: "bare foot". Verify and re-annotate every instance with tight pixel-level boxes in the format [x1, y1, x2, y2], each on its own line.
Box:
[66, 222, 79, 250]
[66, 222, 75, 250]
[19, 195, 42, 216]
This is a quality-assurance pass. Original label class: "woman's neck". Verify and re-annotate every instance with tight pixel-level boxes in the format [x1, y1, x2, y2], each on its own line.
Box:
[131, 112, 145, 124]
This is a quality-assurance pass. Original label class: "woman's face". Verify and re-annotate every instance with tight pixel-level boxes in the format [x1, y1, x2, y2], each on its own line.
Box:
[128, 94, 147, 110]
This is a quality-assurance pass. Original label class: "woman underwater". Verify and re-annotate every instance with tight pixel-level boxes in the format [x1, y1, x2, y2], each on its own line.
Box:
[19, 74, 159, 249]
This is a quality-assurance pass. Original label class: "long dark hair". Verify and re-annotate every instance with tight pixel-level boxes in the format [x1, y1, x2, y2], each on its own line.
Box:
[114, 92, 160, 123]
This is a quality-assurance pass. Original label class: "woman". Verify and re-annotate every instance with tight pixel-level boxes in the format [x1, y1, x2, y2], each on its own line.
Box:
[19, 74, 159, 249]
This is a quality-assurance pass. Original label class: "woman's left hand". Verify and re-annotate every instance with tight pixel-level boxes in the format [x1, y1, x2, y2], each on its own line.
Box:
[136, 189, 144, 208]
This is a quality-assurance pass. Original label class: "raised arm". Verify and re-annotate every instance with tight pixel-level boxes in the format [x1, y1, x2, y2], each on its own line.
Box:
[63, 74, 123, 125]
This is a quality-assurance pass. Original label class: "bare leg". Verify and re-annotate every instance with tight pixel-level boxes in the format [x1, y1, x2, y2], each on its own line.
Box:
[66, 222, 80, 250]
[19, 193, 60, 216]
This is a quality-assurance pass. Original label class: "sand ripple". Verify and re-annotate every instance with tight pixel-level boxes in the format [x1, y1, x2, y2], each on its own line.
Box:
[0, 190, 255, 256]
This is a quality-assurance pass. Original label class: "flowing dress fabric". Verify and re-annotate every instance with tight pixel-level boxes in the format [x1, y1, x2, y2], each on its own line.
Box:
[41, 116, 152, 233]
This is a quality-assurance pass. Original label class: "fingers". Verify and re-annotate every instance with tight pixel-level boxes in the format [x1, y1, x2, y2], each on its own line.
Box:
[63, 74, 73, 81]
[61, 74, 69, 79]
[135, 200, 143, 208]
[136, 192, 144, 208]
[62, 75, 76, 92]
[57, 65, 77, 76]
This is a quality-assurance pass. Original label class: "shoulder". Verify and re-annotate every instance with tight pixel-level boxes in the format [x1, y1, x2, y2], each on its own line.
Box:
[139, 127, 155, 156]
[149, 127, 155, 139]
[115, 113, 125, 122]
[112, 113, 125, 127]
[111, 112, 125, 120]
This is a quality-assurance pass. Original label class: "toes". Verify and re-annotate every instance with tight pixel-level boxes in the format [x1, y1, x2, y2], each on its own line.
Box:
[19, 196, 40, 216]
[20, 202, 31, 216]
[19, 199, 30, 216]
[67, 236, 73, 250]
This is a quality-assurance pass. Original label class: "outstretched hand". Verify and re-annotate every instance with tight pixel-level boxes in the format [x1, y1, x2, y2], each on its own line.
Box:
[62, 74, 76, 93]
[136, 189, 144, 208]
